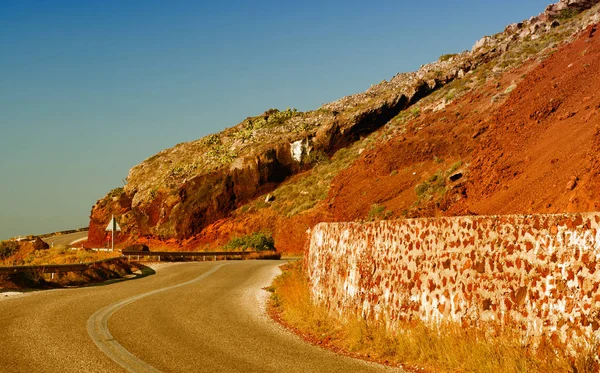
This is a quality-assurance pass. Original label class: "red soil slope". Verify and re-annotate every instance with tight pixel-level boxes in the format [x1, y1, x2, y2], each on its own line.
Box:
[326, 24, 600, 222]
[461, 24, 600, 215]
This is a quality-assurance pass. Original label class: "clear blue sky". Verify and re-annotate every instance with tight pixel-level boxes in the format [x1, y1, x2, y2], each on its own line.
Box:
[0, 0, 552, 240]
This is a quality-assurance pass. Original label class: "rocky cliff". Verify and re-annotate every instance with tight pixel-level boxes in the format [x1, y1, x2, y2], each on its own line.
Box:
[88, 0, 600, 251]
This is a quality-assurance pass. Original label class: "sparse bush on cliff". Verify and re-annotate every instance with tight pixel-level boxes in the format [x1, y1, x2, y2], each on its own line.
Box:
[367, 203, 393, 221]
[557, 8, 580, 20]
[0, 241, 19, 260]
[393, 105, 423, 125]
[414, 170, 446, 199]
[205, 144, 237, 166]
[410, 106, 421, 118]
[169, 162, 200, 179]
[264, 108, 300, 128]
[203, 133, 221, 146]
[414, 182, 430, 198]
[304, 149, 329, 165]
[448, 160, 463, 174]
[439, 53, 458, 62]
[107, 187, 124, 198]
[223, 232, 275, 252]
[235, 108, 302, 142]
[414, 161, 465, 202]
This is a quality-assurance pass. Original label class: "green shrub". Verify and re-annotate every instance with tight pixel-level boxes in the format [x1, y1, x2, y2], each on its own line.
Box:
[430, 170, 446, 182]
[108, 187, 124, 198]
[410, 107, 421, 118]
[305, 150, 329, 165]
[414, 182, 430, 197]
[439, 53, 457, 62]
[224, 232, 275, 252]
[556, 8, 579, 20]
[367, 204, 393, 221]
[266, 108, 300, 127]
[0, 240, 20, 260]
[206, 144, 237, 165]
[448, 161, 463, 174]
[203, 133, 221, 146]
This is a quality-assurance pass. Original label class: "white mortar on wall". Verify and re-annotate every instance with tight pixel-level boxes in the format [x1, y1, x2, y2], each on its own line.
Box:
[305, 213, 600, 354]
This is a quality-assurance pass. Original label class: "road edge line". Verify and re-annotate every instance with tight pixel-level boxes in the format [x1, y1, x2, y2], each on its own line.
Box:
[87, 263, 228, 373]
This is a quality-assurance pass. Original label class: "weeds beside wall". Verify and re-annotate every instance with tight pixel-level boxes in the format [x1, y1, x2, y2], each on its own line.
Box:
[305, 213, 600, 355]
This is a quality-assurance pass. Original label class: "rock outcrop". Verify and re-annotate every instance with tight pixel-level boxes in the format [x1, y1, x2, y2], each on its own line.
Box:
[473, 0, 599, 52]
[546, 0, 599, 17]
[89, 56, 481, 244]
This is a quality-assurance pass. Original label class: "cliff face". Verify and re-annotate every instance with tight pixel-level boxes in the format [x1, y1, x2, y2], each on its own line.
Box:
[89, 0, 600, 250]
[88, 43, 478, 244]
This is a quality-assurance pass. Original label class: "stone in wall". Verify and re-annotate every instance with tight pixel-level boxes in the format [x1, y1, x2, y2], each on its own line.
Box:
[305, 213, 600, 353]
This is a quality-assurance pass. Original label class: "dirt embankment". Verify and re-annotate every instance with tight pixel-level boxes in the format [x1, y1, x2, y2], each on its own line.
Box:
[458, 24, 600, 215]
[190, 23, 600, 255]
[326, 23, 600, 222]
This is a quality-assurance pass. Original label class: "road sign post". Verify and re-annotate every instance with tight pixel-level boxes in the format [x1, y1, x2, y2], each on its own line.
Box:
[105, 215, 121, 252]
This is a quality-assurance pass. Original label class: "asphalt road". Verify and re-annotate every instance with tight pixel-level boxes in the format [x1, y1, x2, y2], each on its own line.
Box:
[41, 231, 88, 247]
[0, 261, 402, 372]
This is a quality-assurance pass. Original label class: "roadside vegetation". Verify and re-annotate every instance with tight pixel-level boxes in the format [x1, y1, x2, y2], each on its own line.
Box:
[0, 241, 19, 261]
[0, 242, 118, 267]
[221, 232, 281, 259]
[0, 260, 137, 289]
[223, 232, 276, 252]
[269, 261, 598, 373]
[27, 246, 116, 265]
[0, 239, 136, 289]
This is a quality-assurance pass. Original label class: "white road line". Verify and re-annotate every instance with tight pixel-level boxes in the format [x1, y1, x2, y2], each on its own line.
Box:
[87, 263, 228, 373]
[70, 236, 87, 244]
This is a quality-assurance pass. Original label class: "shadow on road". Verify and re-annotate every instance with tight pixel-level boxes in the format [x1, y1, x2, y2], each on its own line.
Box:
[86, 263, 156, 288]
[0, 263, 158, 296]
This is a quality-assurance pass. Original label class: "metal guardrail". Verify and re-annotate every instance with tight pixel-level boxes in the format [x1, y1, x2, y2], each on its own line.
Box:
[0, 257, 125, 275]
[0, 251, 274, 275]
[121, 250, 258, 261]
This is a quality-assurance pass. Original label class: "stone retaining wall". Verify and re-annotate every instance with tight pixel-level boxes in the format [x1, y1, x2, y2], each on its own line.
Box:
[305, 213, 600, 350]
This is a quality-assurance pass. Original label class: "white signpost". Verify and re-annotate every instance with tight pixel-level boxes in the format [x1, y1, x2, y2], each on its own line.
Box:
[105, 215, 121, 252]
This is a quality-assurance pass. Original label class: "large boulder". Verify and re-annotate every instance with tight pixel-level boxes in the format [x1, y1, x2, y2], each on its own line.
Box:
[31, 237, 49, 251]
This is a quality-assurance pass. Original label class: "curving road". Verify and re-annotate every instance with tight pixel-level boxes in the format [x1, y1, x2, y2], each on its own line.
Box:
[0, 261, 402, 372]
[41, 231, 88, 247]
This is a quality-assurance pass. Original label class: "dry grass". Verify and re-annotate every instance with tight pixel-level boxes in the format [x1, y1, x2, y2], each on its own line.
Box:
[0, 242, 134, 288]
[4, 245, 119, 266]
[269, 261, 599, 373]
[0, 257, 137, 289]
